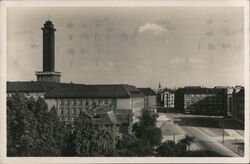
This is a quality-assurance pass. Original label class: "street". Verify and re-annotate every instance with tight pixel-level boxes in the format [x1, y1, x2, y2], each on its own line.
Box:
[157, 112, 244, 157]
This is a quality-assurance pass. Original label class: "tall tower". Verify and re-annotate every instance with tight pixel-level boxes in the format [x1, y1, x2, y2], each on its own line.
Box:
[35, 20, 61, 83]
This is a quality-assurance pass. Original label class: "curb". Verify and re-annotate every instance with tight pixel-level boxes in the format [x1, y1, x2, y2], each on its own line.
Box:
[217, 140, 244, 157]
[198, 127, 213, 137]
[235, 130, 244, 137]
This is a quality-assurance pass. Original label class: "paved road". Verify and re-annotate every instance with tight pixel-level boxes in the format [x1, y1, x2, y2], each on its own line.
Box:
[159, 113, 240, 157]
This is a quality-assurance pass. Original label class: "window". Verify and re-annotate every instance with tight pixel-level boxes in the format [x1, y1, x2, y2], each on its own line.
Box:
[59, 100, 64, 106]
[82, 100, 85, 106]
[77, 107, 82, 114]
[72, 117, 75, 121]
[66, 108, 70, 114]
[72, 108, 76, 114]
[71, 100, 76, 106]
[60, 108, 64, 114]
[65, 117, 69, 121]
[66, 100, 70, 106]
[77, 100, 82, 106]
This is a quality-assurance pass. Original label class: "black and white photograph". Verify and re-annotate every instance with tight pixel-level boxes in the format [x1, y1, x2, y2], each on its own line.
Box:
[0, 0, 249, 163]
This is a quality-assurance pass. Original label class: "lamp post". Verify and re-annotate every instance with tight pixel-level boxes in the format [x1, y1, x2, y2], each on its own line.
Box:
[222, 117, 224, 143]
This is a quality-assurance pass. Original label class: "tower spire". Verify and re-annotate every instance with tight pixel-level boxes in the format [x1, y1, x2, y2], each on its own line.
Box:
[158, 82, 162, 91]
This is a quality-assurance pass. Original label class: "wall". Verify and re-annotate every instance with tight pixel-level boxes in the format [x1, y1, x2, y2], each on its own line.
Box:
[131, 96, 144, 123]
[46, 98, 57, 111]
[146, 95, 157, 112]
[116, 98, 132, 109]
[233, 89, 244, 124]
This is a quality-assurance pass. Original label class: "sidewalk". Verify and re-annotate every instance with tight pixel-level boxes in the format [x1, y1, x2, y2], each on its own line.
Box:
[218, 139, 244, 157]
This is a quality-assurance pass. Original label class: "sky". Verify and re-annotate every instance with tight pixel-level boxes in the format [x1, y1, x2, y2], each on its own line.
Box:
[7, 7, 244, 89]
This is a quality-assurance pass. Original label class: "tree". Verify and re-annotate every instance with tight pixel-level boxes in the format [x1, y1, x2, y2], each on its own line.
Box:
[156, 135, 195, 157]
[7, 93, 39, 156]
[132, 110, 162, 146]
[63, 114, 115, 156]
[156, 141, 177, 157]
[7, 93, 66, 156]
[179, 135, 195, 151]
[115, 134, 154, 157]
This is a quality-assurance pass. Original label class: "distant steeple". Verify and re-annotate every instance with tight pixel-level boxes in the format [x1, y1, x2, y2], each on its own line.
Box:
[158, 82, 162, 91]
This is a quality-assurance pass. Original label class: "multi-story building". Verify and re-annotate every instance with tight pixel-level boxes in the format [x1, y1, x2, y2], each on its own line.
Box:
[7, 82, 144, 124]
[138, 88, 157, 113]
[175, 86, 227, 116]
[44, 84, 144, 123]
[157, 88, 175, 108]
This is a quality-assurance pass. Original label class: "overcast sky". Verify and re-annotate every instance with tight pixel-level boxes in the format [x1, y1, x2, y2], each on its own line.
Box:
[7, 7, 244, 88]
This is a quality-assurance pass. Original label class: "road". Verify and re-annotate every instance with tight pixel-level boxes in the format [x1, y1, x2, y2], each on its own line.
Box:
[158, 112, 241, 157]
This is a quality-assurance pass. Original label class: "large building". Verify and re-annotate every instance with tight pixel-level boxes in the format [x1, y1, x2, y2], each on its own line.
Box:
[7, 20, 146, 132]
[175, 86, 227, 116]
[175, 86, 245, 119]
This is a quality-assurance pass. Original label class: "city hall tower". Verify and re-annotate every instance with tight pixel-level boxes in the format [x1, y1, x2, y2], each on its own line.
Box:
[35, 20, 61, 83]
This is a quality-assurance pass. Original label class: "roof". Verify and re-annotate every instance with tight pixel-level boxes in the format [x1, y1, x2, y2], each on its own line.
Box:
[176, 87, 226, 94]
[138, 88, 156, 96]
[7, 81, 74, 93]
[78, 111, 120, 125]
[45, 84, 143, 98]
[7, 81, 144, 99]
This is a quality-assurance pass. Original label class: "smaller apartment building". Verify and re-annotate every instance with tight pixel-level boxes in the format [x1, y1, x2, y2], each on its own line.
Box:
[157, 88, 175, 108]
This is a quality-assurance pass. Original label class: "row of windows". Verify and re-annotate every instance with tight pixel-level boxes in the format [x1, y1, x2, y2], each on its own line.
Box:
[186, 105, 224, 109]
[7, 92, 43, 98]
[185, 94, 219, 97]
[185, 98, 223, 103]
[60, 117, 76, 122]
[59, 107, 86, 115]
[185, 103, 224, 107]
[59, 99, 114, 106]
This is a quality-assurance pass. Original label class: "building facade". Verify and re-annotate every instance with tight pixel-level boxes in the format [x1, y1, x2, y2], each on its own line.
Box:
[139, 88, 157, 113]
[157, 88, 175, 108]
[233, 87, 244, 124]
[175, 86, 227, 116]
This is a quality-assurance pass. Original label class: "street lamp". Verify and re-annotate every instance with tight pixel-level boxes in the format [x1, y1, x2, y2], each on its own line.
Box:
[222, 117, 224, 143]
